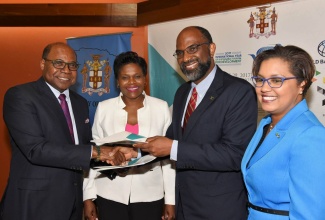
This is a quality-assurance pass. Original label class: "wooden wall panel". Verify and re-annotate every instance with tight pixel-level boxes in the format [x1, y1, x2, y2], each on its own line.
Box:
[0, 0, 291, 27]
[0, 4, 137, 27]
[138, 0, 289, 26]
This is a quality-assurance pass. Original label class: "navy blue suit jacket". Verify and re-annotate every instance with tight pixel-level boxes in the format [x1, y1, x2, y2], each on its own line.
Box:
[1, 77, 92, 220]
[167, 66, 257, 220]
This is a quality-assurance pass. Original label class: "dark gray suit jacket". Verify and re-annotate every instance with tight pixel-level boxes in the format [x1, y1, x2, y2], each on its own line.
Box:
[167, 66, 257, 220]
[1, 77, 92, 220]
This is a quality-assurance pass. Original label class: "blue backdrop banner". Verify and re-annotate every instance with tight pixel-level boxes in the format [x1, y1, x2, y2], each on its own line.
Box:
[67, 33, 132, 125]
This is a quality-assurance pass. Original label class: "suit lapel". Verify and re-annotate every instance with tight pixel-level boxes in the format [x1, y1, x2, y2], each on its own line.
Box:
[70, 90, 92, 144]
[70, 91, 82, 138]
[246, 101, 308, 169]
[183, 67, 224, 138]
[248, 130, 286, 167]
[138, 95, 152, 136]
[245, 116, 287, 169]
[175, 83, 191, 138]
[36, 78, 65, 118]
[36, 78, 76, 144]
[243, 117, 270, 169]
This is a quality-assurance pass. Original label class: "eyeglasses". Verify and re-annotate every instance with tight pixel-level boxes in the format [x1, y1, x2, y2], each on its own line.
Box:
[173, 42, 210, 59]
[251, 76, 300, 88]
[44, 59, 79, 71]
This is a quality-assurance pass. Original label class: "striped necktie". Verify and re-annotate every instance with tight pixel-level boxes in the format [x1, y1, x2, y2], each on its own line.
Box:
[183, 87, 197, 129]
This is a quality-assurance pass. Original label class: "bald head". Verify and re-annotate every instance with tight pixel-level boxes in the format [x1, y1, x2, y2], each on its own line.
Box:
[177, 26, 213, 45]
[42, 42, 77, 60]
[175, 26, 216, 84]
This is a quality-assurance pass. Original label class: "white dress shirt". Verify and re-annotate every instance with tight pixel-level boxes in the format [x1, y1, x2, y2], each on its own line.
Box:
[46, 82, 79, 144]
[170, 65, 217, 161]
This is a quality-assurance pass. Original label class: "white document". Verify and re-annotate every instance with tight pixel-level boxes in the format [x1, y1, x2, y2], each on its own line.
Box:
[92, 131, 155, 170]
[93, 154, 156, 171]
[92, 131, 147, 146]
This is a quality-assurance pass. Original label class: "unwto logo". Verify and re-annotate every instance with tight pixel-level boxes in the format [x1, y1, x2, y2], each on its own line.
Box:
[248, 44, 281, 60]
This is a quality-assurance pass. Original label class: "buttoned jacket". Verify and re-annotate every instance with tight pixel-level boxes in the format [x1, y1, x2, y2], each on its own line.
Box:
[166, 66, 257, 219]
[242, 99, 325, 220]
[1, 77, 92, 220]
[83, 93, 175, 205]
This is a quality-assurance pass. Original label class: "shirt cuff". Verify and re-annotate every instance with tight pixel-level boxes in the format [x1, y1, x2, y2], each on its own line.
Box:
[170, 140, 178, 161]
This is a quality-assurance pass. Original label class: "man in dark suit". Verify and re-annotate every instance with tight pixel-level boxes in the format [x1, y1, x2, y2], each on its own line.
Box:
[0, 42, 124, 220]
[135, 26, 257, 219]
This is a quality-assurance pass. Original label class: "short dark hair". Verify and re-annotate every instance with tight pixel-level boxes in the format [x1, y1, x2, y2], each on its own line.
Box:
[113, 51, 147, 79]
[193, 26, 213, 43]
[42, 42, 77, 59]
[252, 45, 315, 96]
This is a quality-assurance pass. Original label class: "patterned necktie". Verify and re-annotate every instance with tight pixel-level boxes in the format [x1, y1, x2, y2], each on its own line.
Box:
[58, 94, 75, 143]
[183, 87, 197, 129]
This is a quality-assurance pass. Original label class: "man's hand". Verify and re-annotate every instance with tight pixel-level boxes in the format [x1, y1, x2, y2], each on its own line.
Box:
[92, 146, 126, 165]
[116, 147, 139, 160]
[134, 136, 172, 157]
[104, 148, 126, 165]
[83, 199, 98, 220]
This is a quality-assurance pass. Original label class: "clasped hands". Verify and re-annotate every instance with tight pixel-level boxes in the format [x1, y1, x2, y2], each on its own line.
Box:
[92, 145, 138, 166]
[92, 136, 172, 165]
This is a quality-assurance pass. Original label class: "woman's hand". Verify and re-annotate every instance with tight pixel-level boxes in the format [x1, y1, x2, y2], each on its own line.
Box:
[84, 199, 98, 220]
[162, 204, 175, 220]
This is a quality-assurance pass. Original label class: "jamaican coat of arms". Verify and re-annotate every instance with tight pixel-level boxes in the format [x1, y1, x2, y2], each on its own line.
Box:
[80, 54, 111, 96]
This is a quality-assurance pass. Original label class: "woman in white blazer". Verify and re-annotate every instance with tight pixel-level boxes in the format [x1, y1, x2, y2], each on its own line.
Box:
[83, 52, 175, 220]
[241, 45, 325, 219]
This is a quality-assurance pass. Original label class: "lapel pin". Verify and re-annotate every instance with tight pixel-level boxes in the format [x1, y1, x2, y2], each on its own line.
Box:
[275, 133, 280, 138]
[85, 118, 89, 124]
[210, 96, 215, 100]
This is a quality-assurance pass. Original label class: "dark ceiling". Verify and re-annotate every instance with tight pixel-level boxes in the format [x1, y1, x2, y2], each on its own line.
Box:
[0, 0, 289, 27]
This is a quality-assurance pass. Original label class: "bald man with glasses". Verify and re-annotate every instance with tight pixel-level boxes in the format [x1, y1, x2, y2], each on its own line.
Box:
[136, 26, 258, 220]
[1, 42, 126, 220]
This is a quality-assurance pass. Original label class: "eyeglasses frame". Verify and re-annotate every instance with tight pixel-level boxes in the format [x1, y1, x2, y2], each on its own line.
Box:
[173, 42, 210, 59]
[251, 76, 301, 88]
[43, 58, 80, 71]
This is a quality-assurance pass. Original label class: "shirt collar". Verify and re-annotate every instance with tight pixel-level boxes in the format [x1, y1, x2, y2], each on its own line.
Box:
[117, 91, 147, 108]
[191, 65, 217, 97]
[46, 82, 70, 100]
